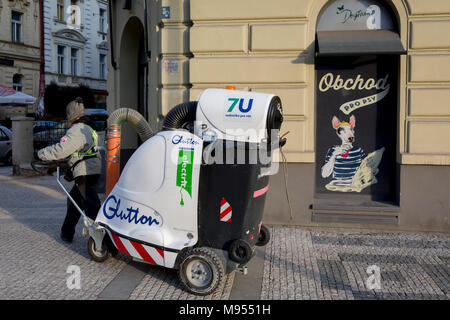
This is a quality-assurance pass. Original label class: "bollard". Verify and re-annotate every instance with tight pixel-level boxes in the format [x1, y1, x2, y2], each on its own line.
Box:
[11, 116, 34, 176]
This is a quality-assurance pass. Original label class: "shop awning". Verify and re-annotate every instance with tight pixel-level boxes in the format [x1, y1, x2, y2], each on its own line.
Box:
[0, 85, 37, 105]
[316, 30, 406, 57]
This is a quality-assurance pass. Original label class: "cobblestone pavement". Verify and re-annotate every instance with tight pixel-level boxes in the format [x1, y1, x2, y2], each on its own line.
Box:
[262, 226, 450, 300]
[129, 265, 235, 300]
[0, 166, 233, 300]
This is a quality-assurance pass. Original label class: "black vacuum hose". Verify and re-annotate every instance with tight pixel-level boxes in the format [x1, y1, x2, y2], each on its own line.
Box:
[162, 101, 198, 130]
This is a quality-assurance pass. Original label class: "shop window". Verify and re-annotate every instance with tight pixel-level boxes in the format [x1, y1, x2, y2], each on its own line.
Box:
[314, 0, 405, 204]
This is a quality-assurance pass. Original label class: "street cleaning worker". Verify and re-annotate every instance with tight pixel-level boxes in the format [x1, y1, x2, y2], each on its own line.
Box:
[37, 97, 101, 243]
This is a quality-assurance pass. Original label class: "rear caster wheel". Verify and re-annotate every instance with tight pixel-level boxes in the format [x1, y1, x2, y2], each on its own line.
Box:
[229, 239, 253, 264]
[178, 247, 224, 296]
[87, 237, 110, 262]
[256, 224, 270, 247]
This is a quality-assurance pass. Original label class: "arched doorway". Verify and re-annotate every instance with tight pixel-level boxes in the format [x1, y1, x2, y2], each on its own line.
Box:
[314, 0, 405, 205]
[119, 16, 146, 169]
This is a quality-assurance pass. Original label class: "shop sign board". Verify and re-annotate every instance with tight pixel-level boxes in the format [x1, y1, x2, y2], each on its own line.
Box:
[317, 0, 395, 31]
[315, 55, 398, 201]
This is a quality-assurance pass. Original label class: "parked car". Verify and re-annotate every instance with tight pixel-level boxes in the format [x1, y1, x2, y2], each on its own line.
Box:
[85, 108, 108, 132]
[0, 125, 12, 165]
[33, 121, 59, 134]
[33, 121, 69, 151]
[33, 109, 107, 151]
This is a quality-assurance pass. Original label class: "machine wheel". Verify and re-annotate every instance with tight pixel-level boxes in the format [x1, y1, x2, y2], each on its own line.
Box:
[178, 247, 224, 296]
[228, 239, 253, 264]
[256, 224, 271, 247]
[104, 235, 119, 257]
[87, 237, 110, 262]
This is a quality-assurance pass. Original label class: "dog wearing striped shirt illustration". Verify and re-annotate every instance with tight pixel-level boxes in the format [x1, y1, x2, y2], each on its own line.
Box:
[321, 115, 385, 192]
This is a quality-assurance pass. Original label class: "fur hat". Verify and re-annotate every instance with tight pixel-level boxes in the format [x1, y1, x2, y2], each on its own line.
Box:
[66, 97, 85, 122]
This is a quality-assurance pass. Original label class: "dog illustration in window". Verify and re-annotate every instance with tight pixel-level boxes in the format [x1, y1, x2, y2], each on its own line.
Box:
[321, 115, 385, 192]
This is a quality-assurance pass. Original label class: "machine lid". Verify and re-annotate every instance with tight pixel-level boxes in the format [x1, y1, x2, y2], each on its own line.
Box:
[196, 88, 275, 142]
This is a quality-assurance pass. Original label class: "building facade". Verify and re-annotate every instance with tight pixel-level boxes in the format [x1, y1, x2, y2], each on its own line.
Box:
[0, 0, 41, 118]
[43, 0, 108, 106]
[107, 0, 450, 233]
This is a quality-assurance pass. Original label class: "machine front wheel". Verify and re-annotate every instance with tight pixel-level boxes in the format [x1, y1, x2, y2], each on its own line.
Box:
[87, 237, 110, 263]
[178, 247, 224, 296]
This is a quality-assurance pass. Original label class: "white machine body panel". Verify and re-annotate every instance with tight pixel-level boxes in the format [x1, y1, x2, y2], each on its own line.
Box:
[96, 130, 202, 268]
[196, 88, 275, 143]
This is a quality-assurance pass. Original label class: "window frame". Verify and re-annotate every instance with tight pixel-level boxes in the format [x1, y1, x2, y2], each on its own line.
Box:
[57, 45, 66, 74]
[70, 48, 78, 76]
[99, 53, 107, 80]
[99, 8, 106, 33]
[57, 0, 65, 21]
[12, 74, 23, 92]
[11, 11, 22, 43]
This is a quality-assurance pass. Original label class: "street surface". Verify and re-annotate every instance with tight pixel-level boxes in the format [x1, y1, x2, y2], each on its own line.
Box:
[0, 166, 448, 300]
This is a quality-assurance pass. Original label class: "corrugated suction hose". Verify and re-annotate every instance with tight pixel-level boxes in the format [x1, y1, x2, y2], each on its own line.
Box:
[162, 101, 197, 130]
[106, 108, 154, 196]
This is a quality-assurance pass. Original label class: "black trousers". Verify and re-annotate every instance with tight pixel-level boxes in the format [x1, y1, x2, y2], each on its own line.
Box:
[61, 174, 101, 239]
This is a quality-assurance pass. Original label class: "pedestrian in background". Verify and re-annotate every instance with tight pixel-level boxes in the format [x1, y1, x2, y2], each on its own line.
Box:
[37, 97, 101, 243]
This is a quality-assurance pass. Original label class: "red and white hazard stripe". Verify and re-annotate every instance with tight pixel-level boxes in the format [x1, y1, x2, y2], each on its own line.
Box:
[108, 231, 164, 266]
[220, 197, 232, 223]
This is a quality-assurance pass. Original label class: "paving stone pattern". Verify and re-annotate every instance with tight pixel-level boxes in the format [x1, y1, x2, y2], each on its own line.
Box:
[0, 167, 448, 300]
[0, 168, 234, 300]
[261, 226, 450, 300]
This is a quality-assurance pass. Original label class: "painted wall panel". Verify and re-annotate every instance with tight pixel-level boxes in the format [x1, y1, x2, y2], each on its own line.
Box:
[190, 56, 307, 84]
[191, 0, 311, 20]
[409, 122, 450, 154]
[410, 21, 450, 49]
[161, 58, 189, 85]
[191, 24, 247, 53]
[161, 26, 189, 54]
[278, 118, 306, 158]
[161, 88, 189, 116]
[409, 55, 450, 82]
[406, 0, 450, 15]
[249, 87, 306, 116]
[409, 88, 450, 116]
[251, 23, 307, 51]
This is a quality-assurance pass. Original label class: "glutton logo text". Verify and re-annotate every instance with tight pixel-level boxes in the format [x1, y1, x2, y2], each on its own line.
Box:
[172, 135, 199, 146]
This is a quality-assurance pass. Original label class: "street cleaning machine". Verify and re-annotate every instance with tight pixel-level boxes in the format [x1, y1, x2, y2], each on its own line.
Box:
[56, 88, 284, 295]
